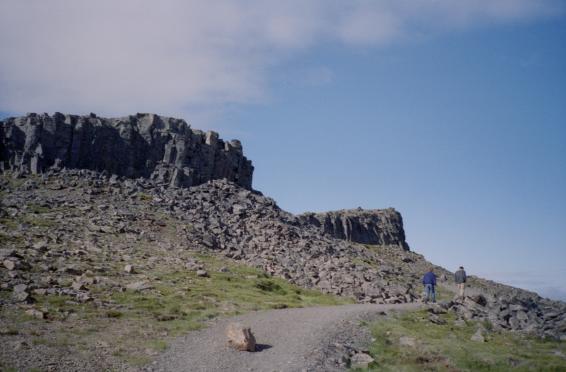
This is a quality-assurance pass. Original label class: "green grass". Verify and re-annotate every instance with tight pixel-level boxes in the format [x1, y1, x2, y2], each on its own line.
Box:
[110, 253, 352, 332]
[26, 203, 52, 214]
[354, 310, 566, 372]
[0, 218, 18, 229]
[98, 253, 353, 365]
[0, 174, 28, 189]
[147, 339, 168, 352]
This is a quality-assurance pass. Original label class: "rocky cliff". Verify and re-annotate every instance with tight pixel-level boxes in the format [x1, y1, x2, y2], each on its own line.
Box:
[298, 208, 409, 250]
[0, 113, 253, 189]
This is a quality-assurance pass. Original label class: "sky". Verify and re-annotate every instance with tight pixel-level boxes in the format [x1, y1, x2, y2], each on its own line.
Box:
[1, 1, 565, 300]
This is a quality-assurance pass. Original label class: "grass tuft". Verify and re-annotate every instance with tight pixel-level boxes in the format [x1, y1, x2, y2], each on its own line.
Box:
[353, 310, 566, 372]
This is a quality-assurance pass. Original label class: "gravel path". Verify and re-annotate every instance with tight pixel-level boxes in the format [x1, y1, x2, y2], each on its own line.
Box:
[148, 303, 420, 372]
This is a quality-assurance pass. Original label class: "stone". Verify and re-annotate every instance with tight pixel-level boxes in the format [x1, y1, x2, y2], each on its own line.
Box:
[350, 352, 375, 368]
[196, 270, 209, 277]
[72, 282, 87, 291]
[516, 311, 529, 322]
[12, 291, 31, 303]
[25, 309, 45, 319]
[226, 322, 256, 351]
[469, 294, 488, 307]
[454, 319, 466, 327]
[13, 340, 29, 351]
[13, 284, 28, 293]
[124, 264, 135, 274]
[33, 240, 49, 251]
[470, 329, 486, 342]
[429, 314, 447, 325]
[126, 281, 153, 291]
[0, 249, 19, 260]
[76, 292, 93, 302]
[399, 336, 417, 347]
[3, 259, 17, 270]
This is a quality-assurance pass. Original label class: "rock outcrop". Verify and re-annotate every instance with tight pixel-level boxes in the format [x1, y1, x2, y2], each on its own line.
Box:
[0, 113, 253, 189]
[298, 208, 409, 250]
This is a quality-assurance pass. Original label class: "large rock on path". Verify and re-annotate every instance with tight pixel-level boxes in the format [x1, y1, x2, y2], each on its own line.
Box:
[226, 323, 256, 352]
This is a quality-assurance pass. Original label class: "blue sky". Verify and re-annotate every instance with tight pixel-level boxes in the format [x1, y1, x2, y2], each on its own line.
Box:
[227, 19, 566, 300]
[1, 1, 565, 300]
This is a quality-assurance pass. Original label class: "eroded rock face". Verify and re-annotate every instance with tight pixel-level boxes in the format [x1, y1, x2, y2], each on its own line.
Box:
[298, 208, 409, 250]
[0, 112, 253, 189]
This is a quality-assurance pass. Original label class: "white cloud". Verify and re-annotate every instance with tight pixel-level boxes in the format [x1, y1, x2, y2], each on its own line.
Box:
[0, 0, 563, 123]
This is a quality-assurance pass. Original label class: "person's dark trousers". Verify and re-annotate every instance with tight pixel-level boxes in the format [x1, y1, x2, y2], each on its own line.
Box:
[424, 284, 436, 303]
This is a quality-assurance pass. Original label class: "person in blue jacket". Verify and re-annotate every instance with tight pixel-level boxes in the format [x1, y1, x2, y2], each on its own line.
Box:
[422, 268, 437, 303]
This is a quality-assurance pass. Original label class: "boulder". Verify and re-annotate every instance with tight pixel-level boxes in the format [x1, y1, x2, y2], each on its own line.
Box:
[350, 352, 375, 368]
[125, 281, 153, 291]
[470, 329, 486, 342]
[196, 270, 209, 277]
[124, 264, 135, 274]
[25, 309, 45, 319]
[226, 322, 256, 352]
[399, 336, 417, 347]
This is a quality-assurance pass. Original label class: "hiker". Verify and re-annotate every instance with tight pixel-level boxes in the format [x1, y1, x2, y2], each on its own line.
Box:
[454, 266, 467, 300]
[422, 268, 437, 303]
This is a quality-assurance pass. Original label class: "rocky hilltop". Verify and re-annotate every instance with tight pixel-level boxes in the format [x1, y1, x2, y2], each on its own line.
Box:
[0, 113, 254, 189]
[1, 113, 565, 370]
[298, 208, 409, 249]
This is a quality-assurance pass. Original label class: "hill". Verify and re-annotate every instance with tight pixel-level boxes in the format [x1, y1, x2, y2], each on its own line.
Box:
[1, 113, 565, 370]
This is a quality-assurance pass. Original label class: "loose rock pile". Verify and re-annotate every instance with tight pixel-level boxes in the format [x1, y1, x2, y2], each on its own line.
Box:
[152, 178, 422, 304]
[439, 288, 566, 339]
[1, 160, 565, 340]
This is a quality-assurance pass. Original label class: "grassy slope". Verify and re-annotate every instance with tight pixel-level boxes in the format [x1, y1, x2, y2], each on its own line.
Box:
[0, 174, 353, 368]
[354, 309, 566, 372]
[1, 253, 353, 368]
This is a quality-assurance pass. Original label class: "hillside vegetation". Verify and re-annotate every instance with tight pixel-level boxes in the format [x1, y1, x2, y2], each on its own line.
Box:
[356, 309, 566, 371]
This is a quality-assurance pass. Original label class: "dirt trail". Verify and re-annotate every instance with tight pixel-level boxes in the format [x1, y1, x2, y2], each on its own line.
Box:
[148, 303, 420, 372]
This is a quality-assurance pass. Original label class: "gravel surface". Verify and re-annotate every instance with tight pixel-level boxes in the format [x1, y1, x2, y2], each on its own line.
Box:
[148, 303, 420, 372]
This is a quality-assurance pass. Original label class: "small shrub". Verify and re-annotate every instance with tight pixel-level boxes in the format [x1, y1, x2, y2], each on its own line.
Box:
[255, 280, 286, 294]
[106, 310, 123, 318]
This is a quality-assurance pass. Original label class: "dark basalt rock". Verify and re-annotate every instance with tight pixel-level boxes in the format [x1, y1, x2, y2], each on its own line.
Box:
[298, 208, 409, 250]
[0, 112, 254, 189]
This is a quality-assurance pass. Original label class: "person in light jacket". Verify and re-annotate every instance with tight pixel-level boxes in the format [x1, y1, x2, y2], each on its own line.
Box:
[454, 266, 467, 300]
[422, 268, 437, 303]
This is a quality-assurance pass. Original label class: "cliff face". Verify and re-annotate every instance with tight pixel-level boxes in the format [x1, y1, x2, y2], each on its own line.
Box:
[298, 208, 410, 250]
[0, 113, 254, 189]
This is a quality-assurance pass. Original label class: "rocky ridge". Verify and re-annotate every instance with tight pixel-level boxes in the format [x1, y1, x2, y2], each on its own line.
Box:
[0, 113, 253, 189]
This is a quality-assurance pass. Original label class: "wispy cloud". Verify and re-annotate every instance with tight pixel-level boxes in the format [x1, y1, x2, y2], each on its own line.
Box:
[0, 0, 563, 123]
